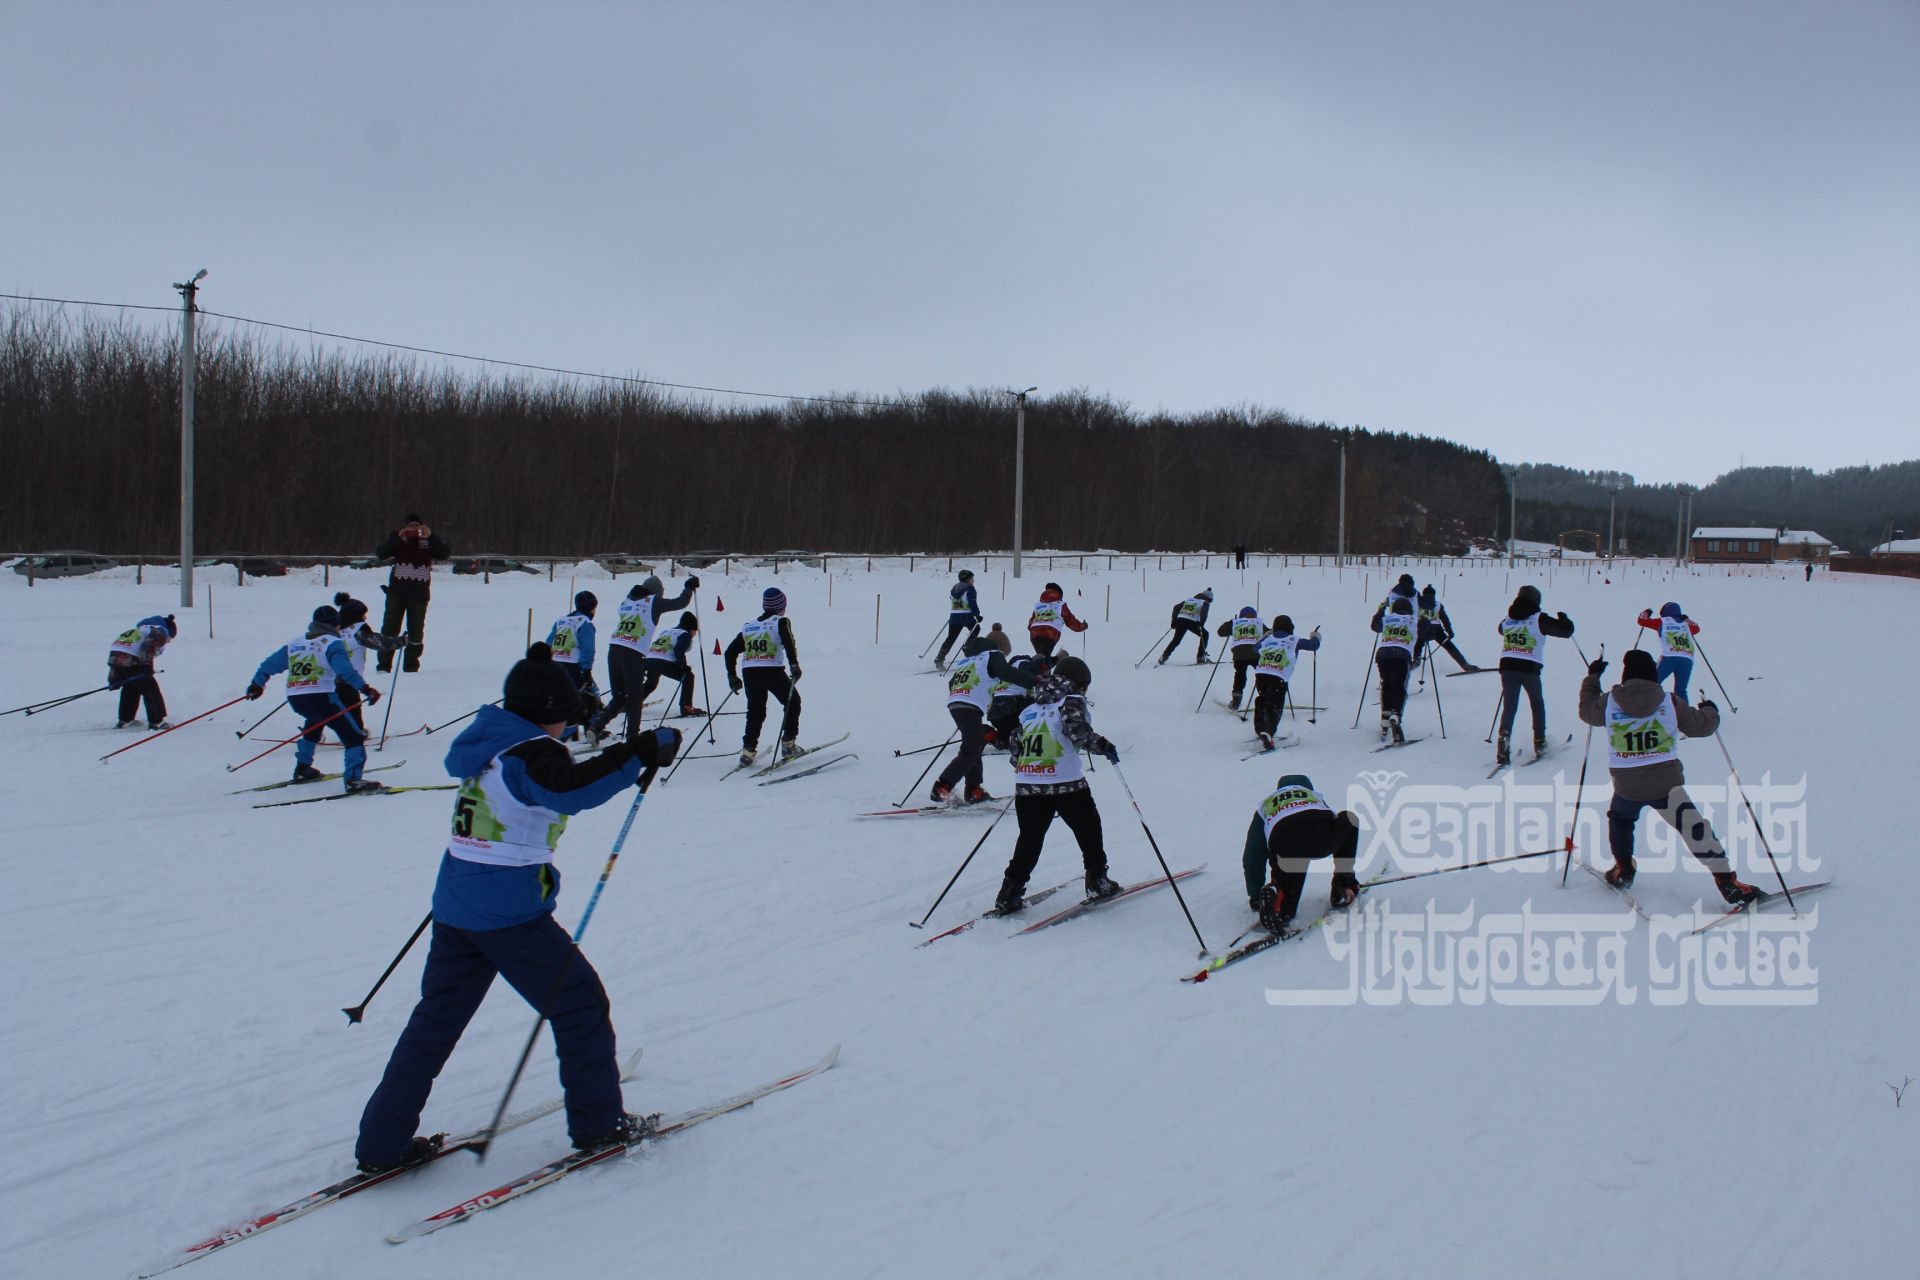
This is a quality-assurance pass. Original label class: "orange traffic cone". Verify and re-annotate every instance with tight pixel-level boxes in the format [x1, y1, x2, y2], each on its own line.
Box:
[713, 639, 723, 655]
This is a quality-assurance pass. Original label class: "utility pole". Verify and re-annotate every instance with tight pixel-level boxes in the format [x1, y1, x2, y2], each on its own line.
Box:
[1506, 466, 1518, 567]
[1606, 480, 1621, 557]
[1336, 433, 1349, 563]
[174, 269, 207, 608]
[1010, 387, 1036, 580]
[1674, 488, 1687, 563]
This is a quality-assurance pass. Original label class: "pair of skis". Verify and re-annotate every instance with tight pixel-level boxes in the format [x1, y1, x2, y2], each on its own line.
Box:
[231, 761, 405, 794]
[138, 1046, 837, 1275]
[254, 784, 455, 809]
[1486, 733, 1574, 777]
[915, 868, 1205, 946]
[720, 732, 851, 781]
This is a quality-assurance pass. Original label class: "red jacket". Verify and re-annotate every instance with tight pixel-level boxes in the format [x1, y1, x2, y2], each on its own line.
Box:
[1027, 588, 1087, 638]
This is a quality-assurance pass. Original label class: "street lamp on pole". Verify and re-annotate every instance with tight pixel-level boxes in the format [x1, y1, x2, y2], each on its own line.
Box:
[1010, 387, 1036, 580]
[173, 268, 207, 609]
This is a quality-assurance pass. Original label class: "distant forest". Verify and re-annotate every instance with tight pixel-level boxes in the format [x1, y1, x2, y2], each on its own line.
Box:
[1, 309, 1504, 556]
[3, 306, 1912, 556]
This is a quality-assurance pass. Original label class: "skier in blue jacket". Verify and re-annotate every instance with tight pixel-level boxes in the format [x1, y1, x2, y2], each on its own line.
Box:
[547, 590, 604, 738]
[246, 605, 380, 791]
[934, 570, 983, 669]
[355, 644, 683, 1171]
[107, 613, 176, 728]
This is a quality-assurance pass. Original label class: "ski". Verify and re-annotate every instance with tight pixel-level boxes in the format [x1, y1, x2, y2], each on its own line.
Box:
[1216, 699, 1251, 720]
[248, 725, 429, 745]
[758, 753, 857, 785]
[747, 732, 851, 777]
[912, 876, 1081, 946]
[1238, 734, 1300, 759]
[1517, 734, 1576, 767]
[1443, 667, 1493, 676]
[230, 761, 405, 794]
[253, 784, 456, 810]
[1013, 866, 1206, 935]
[387, 1046, 840, 1244]
[136, 1048, 644, 1277]
[1579, 863, 1653, 922]
[1181, 900, 1350, 983]
[1688, 880, 1833, 935]
[1369, 735, 1428, 754]
[859, 803, 999, 818]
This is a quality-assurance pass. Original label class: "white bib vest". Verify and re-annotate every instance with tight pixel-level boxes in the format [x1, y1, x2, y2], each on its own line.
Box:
[1229, 617, 1264, 650]
[646, 627, 685, 661]
[448, 737, 570, 867]
[549, 613, 589, 665]
[336, 625, 370, 676]
[1257, 785, 1334, 839]
[284, 635, 335, 696]
[740, 618, 784, 669]
[1498, 613, 1546, 665]
[945, 652, 995, 712]
[1377, 612, 1416, 653]
[1658, 618, 1695, 659]
[1177, 596, 1206, 621]
[609, 598, 654, 652]
[1028, 599, 1064, 631]
[1255, 634, 1301, 680]
[1605, 690, 1681, 770]
[1013, 700, 1085, 785]
[109, 624, 161, 660]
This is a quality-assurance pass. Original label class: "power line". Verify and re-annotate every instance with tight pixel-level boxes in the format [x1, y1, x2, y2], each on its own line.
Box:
[0, 290, 903, 410]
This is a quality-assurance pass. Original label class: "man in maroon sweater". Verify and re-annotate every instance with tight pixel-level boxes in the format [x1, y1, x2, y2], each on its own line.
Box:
[374, 513, 451, 673]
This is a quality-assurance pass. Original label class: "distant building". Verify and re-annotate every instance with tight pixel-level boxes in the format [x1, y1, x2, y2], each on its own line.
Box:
[1870, 537, 1920, 562]
[1691, 527, 1776, 563]
[1774, 530, 1835, 563]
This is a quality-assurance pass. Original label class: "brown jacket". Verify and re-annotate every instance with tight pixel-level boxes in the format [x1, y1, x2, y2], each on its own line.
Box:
[1577, 674, 1719, 801]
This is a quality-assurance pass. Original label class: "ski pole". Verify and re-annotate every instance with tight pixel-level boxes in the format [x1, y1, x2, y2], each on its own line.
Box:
[235, 698, 287, 738]
[1711, 730, 1796, 910]
[375, 662, 403, 751]
[1308, 648, 1317, 725]
[1560, 643, 1603, 885]
[896, 729, 959, 807]
[661, 686, 736, 784]
[1108, 762, 1212, 958]
[99, 694, 248, 762]
[908, 798, 1015, 927]
[224, 700, 364, 772]
[1428, 653, 1446, 739]
[1694, 639, 1737, 713]
[474, 767, 658, 1161]
[1364, 846, 1560, 889]
[692, 591, 717, 744]
[342, 912, 431, 1024]
[1192, 639, 1228, 713]
[919, 620, 948, 661]
[1134, 628, 1172, 668]
[427, 700, 500, 735]
[1485, 690, 1504, 744]
[1572, 638, 1591, 669]
[1348, 633, 1380, 728]
[13, 671, 154, 717]
[893, 740, 952, 758]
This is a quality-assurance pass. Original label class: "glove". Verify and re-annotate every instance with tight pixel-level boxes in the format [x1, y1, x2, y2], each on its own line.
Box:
[245, 684, 264, 701]
[790, 665, 803, 682]
[1699, 699, 1717, 713]
[635, 726, 682, 769]
[362, 686, 381, 706]
[685, 575, 701, 591]
[1101, 744, 1120, 765]
[729, 675, 743, 694]
[1557, 612, 1573, 625]
[1587, 658, 1608, 677]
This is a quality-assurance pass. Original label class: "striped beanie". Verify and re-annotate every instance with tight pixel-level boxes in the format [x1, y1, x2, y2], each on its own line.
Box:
[763, 588, 788, 615]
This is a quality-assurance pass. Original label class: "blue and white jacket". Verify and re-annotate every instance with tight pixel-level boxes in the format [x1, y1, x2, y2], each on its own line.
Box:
[432, 705, 641, 931]
[949, 580, 981, 623]
[250, 626, 368, 700]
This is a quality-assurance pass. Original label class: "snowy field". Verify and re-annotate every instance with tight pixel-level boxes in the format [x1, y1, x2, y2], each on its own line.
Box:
[2, 554, 1914, 1278]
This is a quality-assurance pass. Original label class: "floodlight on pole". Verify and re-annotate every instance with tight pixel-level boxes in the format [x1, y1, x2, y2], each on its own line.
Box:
[1011, 387, 1036, 580]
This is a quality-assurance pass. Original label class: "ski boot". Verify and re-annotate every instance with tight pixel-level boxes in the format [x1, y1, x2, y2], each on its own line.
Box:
[964, 785, 995, 805]
[573, 1112, 657, 1152]
[1714, 871, 1762, 904]
[1533, 735, 1549, 757]
[148, 719, 170, 731]
[1378, 714, 1392, 743]
[1604, 856, 1636, 889]
[1256, 884, 1293, 933]
[1495, 735, 1511, 767]
[1329, 871, 1362, 909]
[930, 781, 955, 805]
[345, 778, 387, 795]
[1195, 651, 1210, 665]
[737, 746, 758, 768]
[675, 705, 705, 719]
[992, 879, 1028, 914]
[1258, 731, 1275, 752]
[1387, 712, 1405, 745]
[779, 736, 799, 760]
[1085, 873, 1123, 901]
[292, 763, 325, 784]
[357, 1133, 445, 1175]
[115, 719, 138, 729]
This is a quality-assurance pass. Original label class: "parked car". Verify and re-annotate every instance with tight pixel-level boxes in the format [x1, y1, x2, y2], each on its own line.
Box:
[759, 549, 825, 569]
[12, 551, 120, 579]
[452, 555, 539, 576]
[595, 555, 656, 576]
[225, 557, 289, 576]
[346, 555, 378, 570]
[676, 550, 729, 569]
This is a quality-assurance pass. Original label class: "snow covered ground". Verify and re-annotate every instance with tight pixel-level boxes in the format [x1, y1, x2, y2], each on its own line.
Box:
[2, 554, 1913, 1278]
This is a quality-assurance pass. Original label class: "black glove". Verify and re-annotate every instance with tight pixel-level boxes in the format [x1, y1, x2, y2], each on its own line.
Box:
[1699, 699, 1717, 713]
[635, 726, 682, 769]
[728, 675, 743, 693]
[1101, 743, 1120, 765]
[362, 686, 381, 706]
[1557, 611, 1573, 626]
[790, 665, 803, 682]
[245, 684, 264, 701]
[685, 575, 701, 591]
[1588, 658, 1608, 677]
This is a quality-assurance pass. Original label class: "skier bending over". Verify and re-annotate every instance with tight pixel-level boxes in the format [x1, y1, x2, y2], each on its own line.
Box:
[1242, 772, 1363, 932]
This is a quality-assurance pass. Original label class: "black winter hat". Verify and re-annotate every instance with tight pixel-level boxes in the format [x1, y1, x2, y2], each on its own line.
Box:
[504, 642, 579, 724]
[1517, 584, 1542, 606]
[1419, 585, 1437, 601]
[333, 591, 369, 624]
[1389, 597, 1414, 615]
[678, 612, 699, 632]
[163, 614, 178, 637]
[962, 634, 993, 657]
[1272, 614, 1294, 635]
[958, 569, 974, 581]
[404, 512, 423, 523]
[1622, 650, 1659, 683]
[1396, 574, 1415, 593]
[311, 605, 340, 628]
[575, 590, 598, 615]
[1053, 655, 1092, 691]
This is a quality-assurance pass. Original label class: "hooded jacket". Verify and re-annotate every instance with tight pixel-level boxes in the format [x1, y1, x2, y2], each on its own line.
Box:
[1028, 586, 1087, 637]
[432, 705, 641, 930]
[1637, 603, 1700, 644]
[1499, 591, 1575, 671]
[1577, 674, 1719, 802]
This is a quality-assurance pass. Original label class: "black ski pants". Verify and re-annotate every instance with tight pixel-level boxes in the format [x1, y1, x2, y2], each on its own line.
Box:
[638, 658, 696, 722]
[1252, 809, 1362, 914]
[1498, 666, 1546, 742]
[742, 667, 800, 750]
[110, 660, 166, 726]
[597, 646, 648, 734]
[1228, 647, 1257, 706]
[378, 587, 428, 672]
[1376, 649, 1412, 718]
[1607, 788, 1731, 873]
[1252, 675, 1290, 738]
[934, 704, 987, 793]
[935, 618, 977, 664]
[1161, 618, 1207, 663]
[1002, 786, 1108, 893]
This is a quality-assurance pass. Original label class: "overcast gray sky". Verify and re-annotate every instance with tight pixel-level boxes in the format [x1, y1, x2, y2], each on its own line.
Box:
[5, 0, 1915, 484]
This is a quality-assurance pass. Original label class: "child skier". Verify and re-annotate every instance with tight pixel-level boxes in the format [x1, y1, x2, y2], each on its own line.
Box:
[931, 634, 1035, 804]
[933, 569, 983, 668]
[636, 612, 702, 723]
[595, 575, 697, 738]
[547, 591, 605, 739]
[335, 593, 409, 732]
[1215, 606, 1266, 710]
[1370, 596, 1417, 743]
[107, 613, 176, 729]
[1494, 584, 1576, 765]
[1635, 602, 1700, 700]
[1241, 773, 1363, 932]
[353, 645, 683, 1172]
[1026, 583, 1087, 658]
[1251, 617, 1320, 751]
[986, 653, 1048, 750]
[245, 605, 381, 791]
[1158, 587, 1214, 664]
[724, 588, 804, 767]
[1577, 649, 1759, 903]
[1412, 585, 1477, 673]
[994, 656, 1122, 913]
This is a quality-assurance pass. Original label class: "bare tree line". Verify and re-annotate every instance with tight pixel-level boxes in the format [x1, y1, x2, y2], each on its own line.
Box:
[2, 306, 1506, 555]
